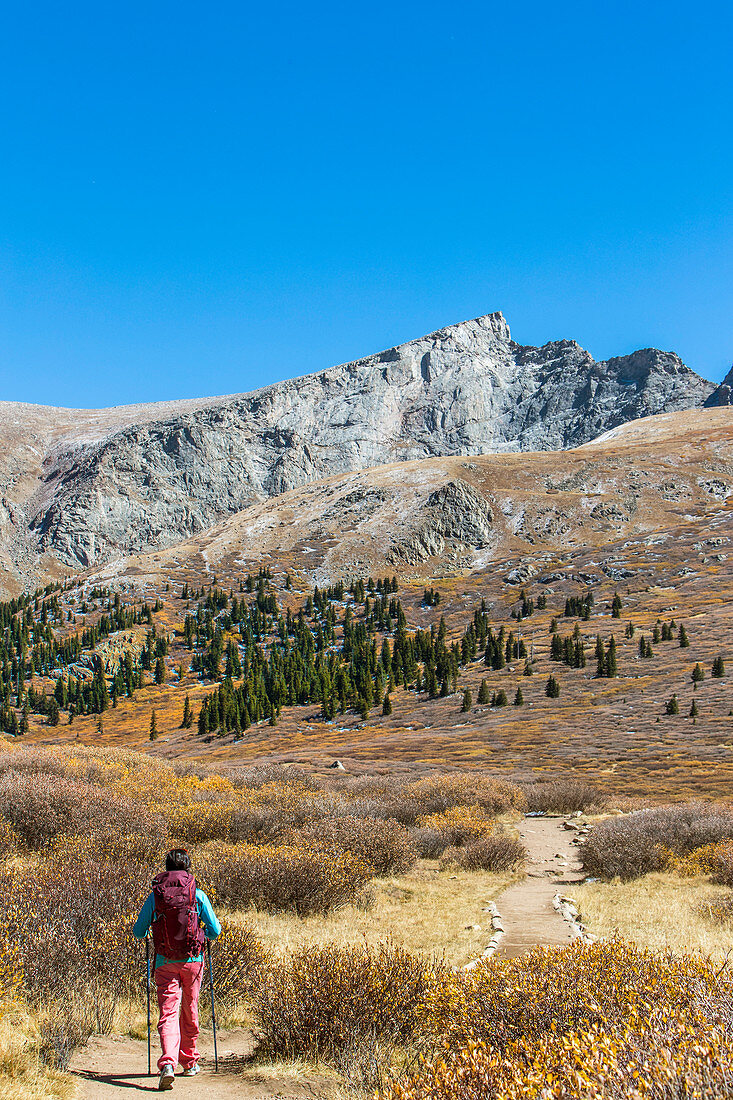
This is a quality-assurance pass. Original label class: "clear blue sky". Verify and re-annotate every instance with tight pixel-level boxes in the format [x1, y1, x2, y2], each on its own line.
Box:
[1, 0, 731, 408]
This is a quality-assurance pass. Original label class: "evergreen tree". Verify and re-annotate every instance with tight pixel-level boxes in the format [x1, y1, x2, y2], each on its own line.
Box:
[514, 686, 524, 705]
[181, 695, 193, 728]
[477, 679, 490, 704]
[149, 710, 158, 740]
[712, 656, 726, 678]
[611, 593, 622, 618]
[461, 688, 473, 712]
[604, 635, 617, 678]
[665, 694, 679, 715]
[154, 657, 166, 685]
[690, 699, 699, 723]
[545, 675, 560, 698]
[679, 624, 690, 647]
[495, 689, 508, 706]
[382, 693, 392, 716]
[692, 663, 704, 687]
[595, 636, 606, 677]
[54, 675, 67, 709]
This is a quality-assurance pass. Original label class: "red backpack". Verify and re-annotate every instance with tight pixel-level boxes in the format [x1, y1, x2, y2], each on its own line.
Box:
[151, 870, 206, 960]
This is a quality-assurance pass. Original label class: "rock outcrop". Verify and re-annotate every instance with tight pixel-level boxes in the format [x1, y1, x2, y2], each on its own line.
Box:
[0, 312, 716, 580]
[389, 480, 494, 565]
[705, 365, 733, 407]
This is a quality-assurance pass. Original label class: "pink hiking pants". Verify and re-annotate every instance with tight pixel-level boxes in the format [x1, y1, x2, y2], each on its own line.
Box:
[154, 960, 204, 1071]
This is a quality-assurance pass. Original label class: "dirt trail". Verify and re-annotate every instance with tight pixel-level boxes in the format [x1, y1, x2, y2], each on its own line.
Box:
[71, 1028, 334, 1098]
[494, 816, 585, 958]
[71, 818, 583, 1096]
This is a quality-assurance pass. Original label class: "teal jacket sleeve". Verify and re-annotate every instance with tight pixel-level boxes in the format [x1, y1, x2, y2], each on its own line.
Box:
[196, 889, 221, 939]
[133, 892, 155, 939]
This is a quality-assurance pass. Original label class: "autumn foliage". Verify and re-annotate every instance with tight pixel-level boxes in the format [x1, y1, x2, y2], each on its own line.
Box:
[382, 940, 733, 1099]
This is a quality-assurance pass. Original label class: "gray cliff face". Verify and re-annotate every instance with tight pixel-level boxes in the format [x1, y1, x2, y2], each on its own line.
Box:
[705, 365, 733, 407]
[4, 312, 715, 572]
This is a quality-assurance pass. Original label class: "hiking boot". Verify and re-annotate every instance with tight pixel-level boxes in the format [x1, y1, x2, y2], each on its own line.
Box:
[158, 1064, 175, 1090]
[182, 1064, 200, 1076]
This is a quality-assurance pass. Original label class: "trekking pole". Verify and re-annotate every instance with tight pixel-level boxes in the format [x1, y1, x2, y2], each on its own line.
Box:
[206, 939, 218, 1072]
[145, 936, 152, 1076]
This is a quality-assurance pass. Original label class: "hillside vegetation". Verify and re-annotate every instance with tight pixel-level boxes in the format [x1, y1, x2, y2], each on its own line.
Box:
[0, 745, 732, 1096]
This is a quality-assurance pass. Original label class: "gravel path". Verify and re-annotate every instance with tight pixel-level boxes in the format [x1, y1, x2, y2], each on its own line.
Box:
[494, 816, 586, 958]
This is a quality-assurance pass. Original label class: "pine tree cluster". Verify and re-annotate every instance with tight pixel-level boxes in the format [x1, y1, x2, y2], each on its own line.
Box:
[564, 591, 594, 619]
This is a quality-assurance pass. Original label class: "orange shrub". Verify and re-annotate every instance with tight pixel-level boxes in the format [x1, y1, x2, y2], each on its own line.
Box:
[252, 942, 445, 1084]
[0, 770, 167, 851]
[419, 939, 733, 1050]
[0, 850, 149, 1066]
[440, 833, 525, 872]
[195, 842, 371, 915]
[382, 940, 733, 1100]
[703, 839, 733, 886]
[288, 815, 418, 875]
[404, 776, 526, 820]
[581, 803, 733, 881]
[0, 819, 18, 859]
[520, 777, 606, 814]
[382, 1017, 733, 1100]
[205, 921, 270, 1008]
[417, 806, 494, 848]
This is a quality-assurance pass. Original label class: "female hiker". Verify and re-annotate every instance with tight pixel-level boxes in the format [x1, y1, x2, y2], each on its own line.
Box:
[133, 848, 221, 1091]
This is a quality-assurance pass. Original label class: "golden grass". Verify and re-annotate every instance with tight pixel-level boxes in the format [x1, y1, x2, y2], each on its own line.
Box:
[247, 1069, 361, 1100]
[228, 862, 516, 967]
[0, 1004, 74, 1100]
[575, 873, 733, 959]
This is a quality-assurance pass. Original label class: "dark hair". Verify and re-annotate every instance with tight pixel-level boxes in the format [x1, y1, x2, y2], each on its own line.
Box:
[165, 848, 191, 872]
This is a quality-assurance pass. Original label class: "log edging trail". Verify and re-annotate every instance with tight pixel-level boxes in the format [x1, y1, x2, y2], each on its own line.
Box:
[462, 901, 505, 970]
[463, 815, 591, 967]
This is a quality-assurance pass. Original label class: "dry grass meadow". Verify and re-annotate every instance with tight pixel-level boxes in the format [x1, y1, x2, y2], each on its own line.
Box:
[231, 863, 516, 967]
[575, 873, 733, 959]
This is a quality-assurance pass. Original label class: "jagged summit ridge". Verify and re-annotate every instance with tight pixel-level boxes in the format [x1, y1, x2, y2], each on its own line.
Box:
[0, 312, 716, 581]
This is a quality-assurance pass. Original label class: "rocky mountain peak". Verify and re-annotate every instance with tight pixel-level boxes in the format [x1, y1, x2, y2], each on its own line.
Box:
[439, 311, 512, 345]
[0, 313, 717, 586]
